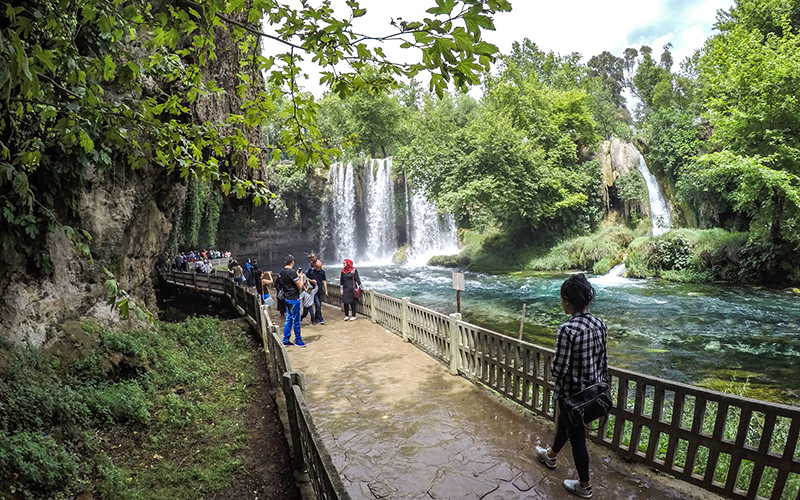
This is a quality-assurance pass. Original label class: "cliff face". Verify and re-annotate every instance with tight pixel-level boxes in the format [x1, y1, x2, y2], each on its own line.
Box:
[599, 138, 649, 220]
[0, 18, 263, 346]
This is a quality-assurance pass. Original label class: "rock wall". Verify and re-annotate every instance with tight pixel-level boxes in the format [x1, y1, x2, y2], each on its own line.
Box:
[599, 138, 649, 220]
[0, 14, 263, 347]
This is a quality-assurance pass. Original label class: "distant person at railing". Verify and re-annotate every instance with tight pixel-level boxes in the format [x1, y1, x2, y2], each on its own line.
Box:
[280, 255, 306, 347]
[306, 259, 327, 325]
[229, 260, 244, 286]
[535, 273, 608, 499]
[339, 258, 362, 321]
[247, 259, 260, 287]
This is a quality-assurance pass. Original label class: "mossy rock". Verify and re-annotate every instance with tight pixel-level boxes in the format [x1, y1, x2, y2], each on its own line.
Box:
[392, 245, 409, 264]
[427, 254, 460, 267]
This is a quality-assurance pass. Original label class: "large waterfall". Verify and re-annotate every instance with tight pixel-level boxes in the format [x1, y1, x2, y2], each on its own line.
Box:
[637, 153, 672, 236]
[323, 158, 459, 265]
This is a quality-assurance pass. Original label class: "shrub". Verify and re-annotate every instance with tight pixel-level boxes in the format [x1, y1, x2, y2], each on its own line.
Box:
[528, 226, 635, 272]
[0, 431, 78, 494]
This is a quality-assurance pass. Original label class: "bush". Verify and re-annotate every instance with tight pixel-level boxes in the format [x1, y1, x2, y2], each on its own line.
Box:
[0, 431, 78, 494]
[528, 226, 635, 272]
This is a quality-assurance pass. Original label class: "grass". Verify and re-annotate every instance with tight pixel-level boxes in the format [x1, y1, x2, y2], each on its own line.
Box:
[526, 225, 637, 273]
[603, 377, 799, 499]
[0, 317, 257, 500]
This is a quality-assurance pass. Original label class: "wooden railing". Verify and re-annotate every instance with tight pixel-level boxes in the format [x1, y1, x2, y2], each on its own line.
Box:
[160, 271, 350, 500]
[320, 287, 800, 500]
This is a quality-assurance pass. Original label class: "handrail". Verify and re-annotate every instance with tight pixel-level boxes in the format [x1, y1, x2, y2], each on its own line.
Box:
[162, 269, 800, 500]
[160, 270, 349, 500]
[319, 286, 800, 500]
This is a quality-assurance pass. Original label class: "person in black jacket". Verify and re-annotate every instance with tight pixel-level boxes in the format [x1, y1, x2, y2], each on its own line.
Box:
[339, 258, 361, 321]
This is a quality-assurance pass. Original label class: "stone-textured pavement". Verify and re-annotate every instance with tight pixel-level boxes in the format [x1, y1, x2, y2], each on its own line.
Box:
[282, 305, 722, 500]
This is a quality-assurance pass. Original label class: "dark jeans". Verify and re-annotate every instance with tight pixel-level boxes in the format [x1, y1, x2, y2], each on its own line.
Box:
[312, 293, 324, 322]
[343, 302, 356, 317]
[282, 299, 302, 344]
[553, 399, 590, 482]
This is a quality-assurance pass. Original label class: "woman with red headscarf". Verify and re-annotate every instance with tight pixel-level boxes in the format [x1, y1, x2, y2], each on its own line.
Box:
[339, 258, 362, 320]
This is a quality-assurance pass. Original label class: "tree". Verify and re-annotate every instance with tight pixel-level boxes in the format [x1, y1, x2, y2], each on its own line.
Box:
[0, 0, 511, 274]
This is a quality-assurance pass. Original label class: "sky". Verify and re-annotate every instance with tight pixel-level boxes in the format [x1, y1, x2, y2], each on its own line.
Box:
[265, 0, 735, 97]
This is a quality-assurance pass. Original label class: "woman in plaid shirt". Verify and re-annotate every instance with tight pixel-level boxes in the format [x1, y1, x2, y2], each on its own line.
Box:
[535, 274, 608, 499]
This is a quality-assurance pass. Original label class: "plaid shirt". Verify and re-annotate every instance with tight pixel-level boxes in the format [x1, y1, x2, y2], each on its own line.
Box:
[551, 312, 608, 401]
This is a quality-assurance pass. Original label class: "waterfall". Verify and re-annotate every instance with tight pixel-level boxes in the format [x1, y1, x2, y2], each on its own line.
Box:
[323, 157, 460, 266]
[330, 162, 357, 261]
[364, 158, 397, 263]
[637, 153, 672, 237]
[407, 190, 459, 266]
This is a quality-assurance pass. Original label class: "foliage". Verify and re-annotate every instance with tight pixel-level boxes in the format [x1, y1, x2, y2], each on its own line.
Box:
[677, 152, 800, 245]
[527, 226, 635, 272]
[0, 0, 511, 275]
[644, 107, 701, 184]
[0, 317, 259, 499]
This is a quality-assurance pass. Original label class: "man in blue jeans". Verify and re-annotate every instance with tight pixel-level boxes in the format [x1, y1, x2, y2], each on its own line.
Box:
[306, 259, 328, 325]
[279, 254, 306, 347]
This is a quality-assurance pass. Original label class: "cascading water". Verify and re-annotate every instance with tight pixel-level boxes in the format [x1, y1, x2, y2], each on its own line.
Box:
[364, 158, 397, 263]
[323, 157, 460, 265]
[330, 162, 357, 261]
[638, 153, 672, 236]
[407, 190, 459, 265]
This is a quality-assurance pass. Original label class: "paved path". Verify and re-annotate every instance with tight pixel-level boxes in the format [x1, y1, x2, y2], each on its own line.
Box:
[279, 305, 721, 500]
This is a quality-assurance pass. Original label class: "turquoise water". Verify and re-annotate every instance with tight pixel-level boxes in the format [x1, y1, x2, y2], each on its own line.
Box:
[356, 265, 800, 403]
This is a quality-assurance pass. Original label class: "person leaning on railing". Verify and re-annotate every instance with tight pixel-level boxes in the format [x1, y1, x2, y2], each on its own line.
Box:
[535, 274, 608, 499]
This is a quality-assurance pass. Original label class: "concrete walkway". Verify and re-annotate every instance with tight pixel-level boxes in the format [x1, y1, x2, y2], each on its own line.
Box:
[279, 305, 721, 500]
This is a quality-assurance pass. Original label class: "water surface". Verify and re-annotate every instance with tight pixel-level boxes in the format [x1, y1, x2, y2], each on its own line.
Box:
[356, 265, 800, 403]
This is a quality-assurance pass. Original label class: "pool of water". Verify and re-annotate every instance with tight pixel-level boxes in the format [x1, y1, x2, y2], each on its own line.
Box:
[354, 265, 800, 403]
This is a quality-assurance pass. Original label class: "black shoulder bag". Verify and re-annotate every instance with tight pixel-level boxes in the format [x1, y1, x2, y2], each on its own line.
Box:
[562, 382, 613, 431]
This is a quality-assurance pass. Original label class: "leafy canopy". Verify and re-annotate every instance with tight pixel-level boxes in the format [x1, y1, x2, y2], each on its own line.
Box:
[0, 0, 511, 273]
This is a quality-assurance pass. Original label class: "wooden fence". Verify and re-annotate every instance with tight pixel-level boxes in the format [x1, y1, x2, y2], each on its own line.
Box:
[160, 271, 350, 500]
[320, 285, 800, 500]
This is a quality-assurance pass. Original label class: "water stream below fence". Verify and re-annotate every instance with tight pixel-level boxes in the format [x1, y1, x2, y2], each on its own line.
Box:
[351, 265, 800, 403]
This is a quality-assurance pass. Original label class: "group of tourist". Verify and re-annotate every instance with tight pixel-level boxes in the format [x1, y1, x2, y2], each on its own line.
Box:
[171, 250, 232, 274]
[269, 253, 361, 348]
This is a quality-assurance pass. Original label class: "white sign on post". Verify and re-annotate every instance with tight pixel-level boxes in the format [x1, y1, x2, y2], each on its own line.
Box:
[452, 272, 465, 291]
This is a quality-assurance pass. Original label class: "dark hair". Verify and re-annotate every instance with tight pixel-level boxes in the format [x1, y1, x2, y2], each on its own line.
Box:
[560, 273, 595, 310]
[285, 254, 295, 265]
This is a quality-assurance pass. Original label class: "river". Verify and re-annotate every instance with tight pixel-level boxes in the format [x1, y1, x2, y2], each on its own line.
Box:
[347, 264, 800, 404]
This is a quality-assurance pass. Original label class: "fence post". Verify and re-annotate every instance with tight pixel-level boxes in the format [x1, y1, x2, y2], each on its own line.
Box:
[369, 288, 376, 323]
[401, 297, 410, 342]
[192, 272, 197, 289]
[282, 372, 305, 471]
[449, 313, 461, 376]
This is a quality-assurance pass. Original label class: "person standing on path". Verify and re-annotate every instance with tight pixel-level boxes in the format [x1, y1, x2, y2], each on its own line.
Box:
[339, 258, 361, 321]
[280, 255, 306, 347]
[535, 273, 608, 499]
[306, 259, 328, 325]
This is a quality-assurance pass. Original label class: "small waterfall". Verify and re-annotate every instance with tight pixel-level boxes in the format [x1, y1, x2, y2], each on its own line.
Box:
[637, 153, 672, 236]
[407, 190, 459, 265]
[364, 158, 397, 263]
[607, 262, 627, 277]
[330, 162, 357, 261]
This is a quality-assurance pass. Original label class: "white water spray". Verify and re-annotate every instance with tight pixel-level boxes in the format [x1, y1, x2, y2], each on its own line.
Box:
[638, 153, 672, 236]
[330, 162, 357, 261]
[364, 158, 397, 262]
[407, 190, 459, 266]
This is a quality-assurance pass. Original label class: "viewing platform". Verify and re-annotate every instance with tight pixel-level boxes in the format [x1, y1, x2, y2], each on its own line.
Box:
[282, 306, 717, 500]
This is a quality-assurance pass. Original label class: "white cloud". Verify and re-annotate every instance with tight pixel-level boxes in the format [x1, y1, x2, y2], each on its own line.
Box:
[264, 0, 734, 96]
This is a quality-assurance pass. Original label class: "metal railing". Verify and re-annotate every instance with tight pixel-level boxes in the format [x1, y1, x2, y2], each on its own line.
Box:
[320, 286, 800, 500]
[160, 271, 350, 500]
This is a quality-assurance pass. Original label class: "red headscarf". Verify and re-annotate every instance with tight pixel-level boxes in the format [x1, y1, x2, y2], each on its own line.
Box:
[342, 259, 354, 275]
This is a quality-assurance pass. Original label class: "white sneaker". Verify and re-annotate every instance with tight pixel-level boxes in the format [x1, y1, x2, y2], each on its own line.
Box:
[344, 316, 351, 320]
[349, 316, 356, 321]
[563, 479, 593, 498]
